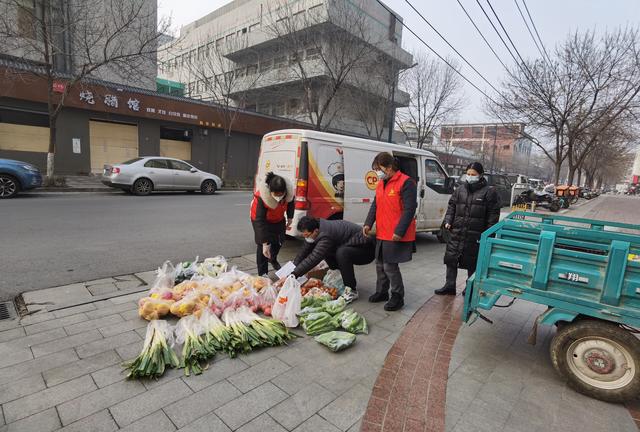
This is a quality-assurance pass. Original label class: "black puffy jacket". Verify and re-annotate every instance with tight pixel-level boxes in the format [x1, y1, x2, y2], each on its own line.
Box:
[443, 178, 500, 269]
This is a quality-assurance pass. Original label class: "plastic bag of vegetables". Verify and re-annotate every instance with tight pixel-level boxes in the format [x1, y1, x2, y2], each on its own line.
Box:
[149, 261, 176, 294]
[175, 257, 199, 284]
[138, 297, 174, 321]
[302, 312, 339, 336]
[333, 309, 368, 334]
[175, 315, 214, 376]
[322, 270, 346, 295]
[272, 275, 302, 328]
[200, 308, 233, 355]
[301, 292, 332, 309]
[197, 256, 228, 278]
[123, 320, 180, 378]
[322, 298, 346, 315]
[315, 331, 357, 352]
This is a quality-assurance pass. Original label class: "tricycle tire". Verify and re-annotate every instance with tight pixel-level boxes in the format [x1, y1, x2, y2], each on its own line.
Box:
[549, 201, 561, 212]
[550, 319, 640, 402]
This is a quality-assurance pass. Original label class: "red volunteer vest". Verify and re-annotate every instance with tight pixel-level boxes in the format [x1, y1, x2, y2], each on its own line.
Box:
[250, 190, 287, 223]
[375, 171, 417, 242]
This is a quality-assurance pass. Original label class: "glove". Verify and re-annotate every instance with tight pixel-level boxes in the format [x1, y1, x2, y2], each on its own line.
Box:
[262, 243, 271, 259]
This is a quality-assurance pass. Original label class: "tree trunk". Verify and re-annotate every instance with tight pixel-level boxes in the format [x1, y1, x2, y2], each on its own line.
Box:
[553, 160, 562, 185]
[567, 165, 576, 186]
[577, 169, 582, 187]
[220, 134, 231, 181]
[46, 114, 57, 185]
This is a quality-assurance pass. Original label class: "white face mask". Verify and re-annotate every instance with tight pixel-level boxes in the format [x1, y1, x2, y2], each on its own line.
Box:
[271, 193, 284, 202]
[376, 170, 387, 180]
[305, 236, 315, 243]
[466, 175, 480, 184]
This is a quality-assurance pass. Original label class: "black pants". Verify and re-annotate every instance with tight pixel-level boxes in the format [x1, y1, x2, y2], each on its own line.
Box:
[256, 241, 282, 276]
[445, 264, 475, 290]
[324, 245, 375, 291]
[375, 247, 405, 298]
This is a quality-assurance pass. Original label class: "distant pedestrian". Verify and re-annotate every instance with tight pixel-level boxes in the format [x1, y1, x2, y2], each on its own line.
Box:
[364, 152, 417, 311]
[250, 172, 294, 276]
[436, 162, 500, 295]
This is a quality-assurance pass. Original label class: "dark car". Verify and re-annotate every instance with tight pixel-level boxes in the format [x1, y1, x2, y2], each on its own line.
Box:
[483, 173, 512, 207]
[0, 158, 43, 198]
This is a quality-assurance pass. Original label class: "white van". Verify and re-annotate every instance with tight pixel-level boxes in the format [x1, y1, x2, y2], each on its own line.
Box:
[256, 129, 456, 240]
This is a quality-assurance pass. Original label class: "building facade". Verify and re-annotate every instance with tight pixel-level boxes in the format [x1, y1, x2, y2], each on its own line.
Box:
[439, 123, 532, 173]
[157, 0, 413, 137]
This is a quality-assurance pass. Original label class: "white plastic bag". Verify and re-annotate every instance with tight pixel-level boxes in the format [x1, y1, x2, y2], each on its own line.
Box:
[149, 261, 176, 294]
[272, 275, 302, 327]
[322, 269, 346, 295]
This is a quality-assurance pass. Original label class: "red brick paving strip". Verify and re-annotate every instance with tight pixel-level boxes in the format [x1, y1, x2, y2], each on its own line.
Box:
[625, 400, 640, 430]
[361, 286, 465, 432]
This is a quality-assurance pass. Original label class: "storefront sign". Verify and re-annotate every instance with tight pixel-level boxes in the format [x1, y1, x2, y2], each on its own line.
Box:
[53, 81, 66, 93]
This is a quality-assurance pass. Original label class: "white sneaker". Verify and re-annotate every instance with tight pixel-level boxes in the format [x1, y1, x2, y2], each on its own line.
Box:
[341, 287, 359, 304]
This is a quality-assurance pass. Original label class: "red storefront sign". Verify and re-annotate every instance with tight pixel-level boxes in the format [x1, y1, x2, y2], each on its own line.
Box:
[52, 81, 66, 93]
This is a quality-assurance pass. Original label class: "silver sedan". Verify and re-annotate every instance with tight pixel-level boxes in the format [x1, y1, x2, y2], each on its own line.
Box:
[102, 157, 223, 196]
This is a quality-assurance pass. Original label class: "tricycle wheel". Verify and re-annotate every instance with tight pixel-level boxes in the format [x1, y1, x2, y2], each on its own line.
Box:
[549, 201, 561, 212]
[550, 319, 640, 402]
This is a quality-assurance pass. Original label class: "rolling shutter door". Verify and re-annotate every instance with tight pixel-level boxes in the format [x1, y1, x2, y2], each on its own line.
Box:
[89, 121, 138, 173]
[160, 139, 191, 161]
[0, 123, 49, 153]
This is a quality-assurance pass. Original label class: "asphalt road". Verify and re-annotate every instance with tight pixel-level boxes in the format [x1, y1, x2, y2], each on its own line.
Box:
[0, 191, 259, 301]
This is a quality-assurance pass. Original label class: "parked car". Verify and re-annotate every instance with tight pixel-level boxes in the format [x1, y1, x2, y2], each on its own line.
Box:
[102, 157, 223, 196]
[483, 173, 512, 207]
[0, 158, 42, 198]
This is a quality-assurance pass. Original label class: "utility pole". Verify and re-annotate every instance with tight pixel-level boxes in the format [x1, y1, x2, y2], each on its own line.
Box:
[490, 125, 498, 173]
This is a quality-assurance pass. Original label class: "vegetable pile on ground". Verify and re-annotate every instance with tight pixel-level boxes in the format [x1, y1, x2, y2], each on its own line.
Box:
[123, 320, 180, 379]
[176, 316, 214, 376]
[301, 278, 338, 299]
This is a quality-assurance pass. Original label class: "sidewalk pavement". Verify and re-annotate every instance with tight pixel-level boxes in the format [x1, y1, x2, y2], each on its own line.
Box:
[0, 195, 637, 432]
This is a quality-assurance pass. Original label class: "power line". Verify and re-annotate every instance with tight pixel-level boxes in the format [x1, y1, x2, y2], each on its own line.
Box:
[522, 0, 554, 66]
[455, 0, 510, 73]
[403, 0, 502, 96]
[513, 0, 545, 62]
[485, 0, 533, 74]
[473, 0, 521, 67]
[371, 0, 501, 106]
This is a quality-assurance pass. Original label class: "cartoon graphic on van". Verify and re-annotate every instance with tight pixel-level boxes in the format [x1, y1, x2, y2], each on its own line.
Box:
[328, 161, 345, 198]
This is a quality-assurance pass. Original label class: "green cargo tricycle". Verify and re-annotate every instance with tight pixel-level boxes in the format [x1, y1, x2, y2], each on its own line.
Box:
[463, 212, 640, 402]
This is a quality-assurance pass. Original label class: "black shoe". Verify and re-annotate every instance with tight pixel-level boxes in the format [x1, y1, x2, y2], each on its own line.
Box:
[272, 261, 282, 271]
[434, 286, 456, 295]
[368, 292, 389, 303]
[384, 294, 404, 311]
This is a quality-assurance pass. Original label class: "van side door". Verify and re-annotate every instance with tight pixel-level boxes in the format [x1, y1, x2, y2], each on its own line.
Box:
[421, 158, 451, 230]
[342, 147, 378, 223]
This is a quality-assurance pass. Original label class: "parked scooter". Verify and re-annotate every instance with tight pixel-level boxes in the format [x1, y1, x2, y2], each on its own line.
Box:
[513, 189, 561, 212]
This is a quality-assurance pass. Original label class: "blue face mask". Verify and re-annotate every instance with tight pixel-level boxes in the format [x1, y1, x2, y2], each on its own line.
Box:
[466, 175, 480, 184]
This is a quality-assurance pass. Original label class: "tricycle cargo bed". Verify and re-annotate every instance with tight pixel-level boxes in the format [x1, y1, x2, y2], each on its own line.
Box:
[464, 212, 640, 328]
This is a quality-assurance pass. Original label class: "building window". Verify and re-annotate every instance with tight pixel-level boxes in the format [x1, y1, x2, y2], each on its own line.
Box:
[388, 13, 397, 43]
[273, 56, 286, 69]
[453, 127, 464, 138]
[259, 59, 272, 73]
[503, 145, 511, 150]
[258, 103, 271, 115]
[249, 23, 259, 32]
[487, 126, 497, 136]
[306, 47, 320, 60]
[293, 10, 305, 25]
[472, 126, 483, 138]
[288, 98, 301, 114]
[235, 67, 246, 78]
[245, 103, 257, 112]
[290, 50, 303, 64]
[246, 64, 258, 75]
[17, 1, 36, 40]
[215, 38, 223, 50]
[274, 102, 285, 116]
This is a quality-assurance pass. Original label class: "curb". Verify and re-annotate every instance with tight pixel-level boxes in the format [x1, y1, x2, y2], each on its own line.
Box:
[33, 187, 253, 193]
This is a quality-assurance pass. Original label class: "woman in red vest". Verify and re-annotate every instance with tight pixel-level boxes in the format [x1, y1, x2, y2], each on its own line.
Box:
[251, 172, 295, 276]
[363, 152, 417, 311]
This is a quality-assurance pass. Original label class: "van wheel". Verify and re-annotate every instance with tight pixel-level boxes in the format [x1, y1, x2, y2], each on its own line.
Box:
[550, 319, 640, 402]
[132, 178, 153, 196]
[436, 223, 450, 243]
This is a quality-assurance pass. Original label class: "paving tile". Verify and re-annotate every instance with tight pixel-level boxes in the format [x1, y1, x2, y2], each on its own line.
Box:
[86, 277, 118, 286]
[115, 280, 144, 290]
[58, 379, 146, 425]
[293, 414, 341, 432]
[118, 410, 177, 432]
[76, 330, 141, 359]
[91, 301, 139, 319]
[3, 375, 96, 423]
[31, 329, 103, 357]
[141, 366, 183, 390]
[0, 318, 20, 332]
[110, 292, 146, 305]
[228, 356, 291, 393]
[318, 384, 370, 431]
[0, 408, 60, 432]
[0, 327, 25, 343]
[268, 382, 336, 430]
[175, 412, 230, 432]
[64, 314, 124, 335]
[23, 283, 92, 306]
[18, 311, 55, 326]
[120, 309, 141, 321]
[99, 318, 147, 338]
[43, 350, 121, 387]
[53, 303, 97, 319]
[0, 345, 33, 368]
[88, 283, 119, 296]
[116, 341, 143, 361]
[182, 357, 250, 392]
[23, 313, 88, 336]
[55, 410, 119, 432]
[91, 364, 127, 388]
[134, 271, 157, 285]
[164, 380, 241, 428]
[110, 377, 192, 426]
[0, 349, 78, 386]
[0, 327, 67, 350]
[214, 382, 288, 430]
[236, 413, 287, 432]
[0, 375, 46, 405]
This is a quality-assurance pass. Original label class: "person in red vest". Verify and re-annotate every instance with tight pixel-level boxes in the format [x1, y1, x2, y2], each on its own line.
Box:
[363, 152, 417, 311]
[250, 172, 294, 276]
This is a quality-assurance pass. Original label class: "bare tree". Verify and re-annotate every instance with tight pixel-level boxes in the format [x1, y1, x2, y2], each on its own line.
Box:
[263, 0, 382, 131]
[488, 28, 640, 184]
[0, 0, 170, 182]
[182, 36, 263, 180]
[396, 52, 464, 149]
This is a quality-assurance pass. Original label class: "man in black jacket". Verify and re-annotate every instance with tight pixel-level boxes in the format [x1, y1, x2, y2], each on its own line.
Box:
[285, 216, 375, 303]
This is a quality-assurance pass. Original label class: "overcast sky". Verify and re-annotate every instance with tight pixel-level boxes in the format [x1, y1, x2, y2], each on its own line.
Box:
[158, 0, 640, 122]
